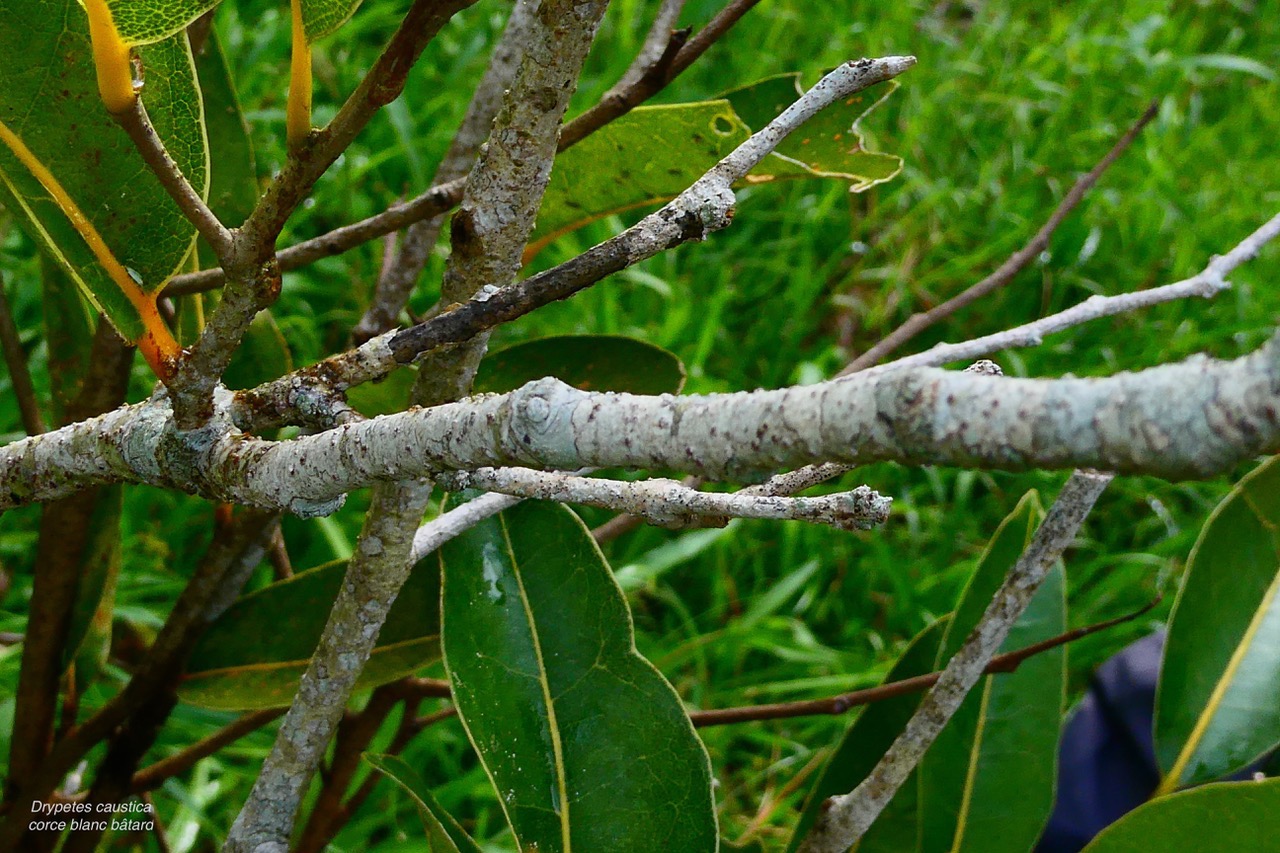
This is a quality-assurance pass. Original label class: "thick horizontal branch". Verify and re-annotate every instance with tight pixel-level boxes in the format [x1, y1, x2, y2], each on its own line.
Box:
[4, 332, 1279, 514]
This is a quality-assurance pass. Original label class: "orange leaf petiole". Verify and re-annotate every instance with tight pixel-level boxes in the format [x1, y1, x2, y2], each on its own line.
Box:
[0, 119, 182, 381]
[287, 0, 314, 149]
[83, 0, 137, 115]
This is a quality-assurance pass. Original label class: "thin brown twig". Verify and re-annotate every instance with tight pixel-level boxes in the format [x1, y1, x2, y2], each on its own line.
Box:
[3, 323, 132, 815]
[840, 101, 1159, 375]
[166, 0, 761, 301]
[239, 0, 478, 251]
[163, 180, 465, 297]
[0, 272, 45, 435]
[560, 0, 761, 148]
[688, 595, 1159, 728]
[130, 709, 285, 793]
[0, 510, 277, 849]
[113, 99, 234, 259]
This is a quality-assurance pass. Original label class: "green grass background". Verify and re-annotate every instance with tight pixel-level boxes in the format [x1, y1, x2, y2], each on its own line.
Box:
[1, 0, 1278, 848]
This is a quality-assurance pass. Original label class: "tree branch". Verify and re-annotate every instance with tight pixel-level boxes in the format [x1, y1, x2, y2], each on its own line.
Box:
[239, 0, 479, 250]
[440, 467, 891, 530]
[796, 470, 1113, 853]
[351, 0, 539, 342]
[224, 483, 432, 853]
[0, 510, 277, 849]
[7, 325, 1279, 514]
[864, 209, 1280, 376]
[233, 56, 917, 426]
[840, 101, 1158, 375]
[559, 0, 761, 148]
[166, 0, 762, 303]
[130, 709, 285, 793]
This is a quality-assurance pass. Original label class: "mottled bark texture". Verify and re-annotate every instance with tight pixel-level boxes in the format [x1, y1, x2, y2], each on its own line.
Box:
[5, 333, 1279, 513]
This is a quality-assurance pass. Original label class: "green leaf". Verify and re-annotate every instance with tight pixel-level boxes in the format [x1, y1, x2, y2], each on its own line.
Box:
[528, 75, 902, 258]
[347, 366, 420, 418]
[948, 561, 1065, 853]
[364, 754, 485, 853]
[105, 0, 222, 46]
[1155, 455, 1280, 790]
[0, 3, 207, 343]
[300, 0, 364, 42]
[194, 26, 258, 229]
[721, 73, 903, 188]
[353, 336, 686, 418]
[473, 335, 687, 395]
[1080, 778, 1280, 853]
[222, 311, 293, 390]
[439, 501, 717, 852]
[918, 490, 1064, 853]
[179, 557, 442, 710]
[786, 617, 949, 853]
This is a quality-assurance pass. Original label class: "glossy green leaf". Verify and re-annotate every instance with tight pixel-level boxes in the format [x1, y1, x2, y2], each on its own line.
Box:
[786, 618, 949, 853]
[1155, 455, 1280, 789]
[0, 3, 207, 343]
[179, 557, 442, 710]
[353, 336, 686, 418]
[439, 501, 717, 852]
[347, 365, 420, 418]
[300, 0, 364, 41]
[1081, 778, 1280, 853]
[721, 73, 903, 188]
[918, 490, 1065, 853]
[528, 75, 901, 258]
[194, 27, 258, 229]
[365, 754, 485, 853]
[473, 335, 687, 395]
[105, 0, 222, 45]
[948, 561, 1065, 853]
[222, 311, 293, 390]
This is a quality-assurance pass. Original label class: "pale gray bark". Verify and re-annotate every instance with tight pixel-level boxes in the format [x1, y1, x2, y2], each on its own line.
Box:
[796, 471, 1113, 853]
[6, 332, 1279, 513]
[439, 467, 891, 529]
[222, 480, 432, 853]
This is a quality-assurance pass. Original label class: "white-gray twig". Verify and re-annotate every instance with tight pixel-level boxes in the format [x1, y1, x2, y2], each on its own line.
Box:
[868, 210, 1280, 375]
[439, 467, 891, 530]
[797, 470, 1113, 853]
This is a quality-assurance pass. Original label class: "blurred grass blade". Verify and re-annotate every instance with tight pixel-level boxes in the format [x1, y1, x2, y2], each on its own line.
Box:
[1155, 455, 1280, 791]
[179, 557, 441, 710]
[786, 617, 949, 853]
[1081, 779, 1280, 852]
[439, 501, 717, 852]
[364, 754, 484, 853]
